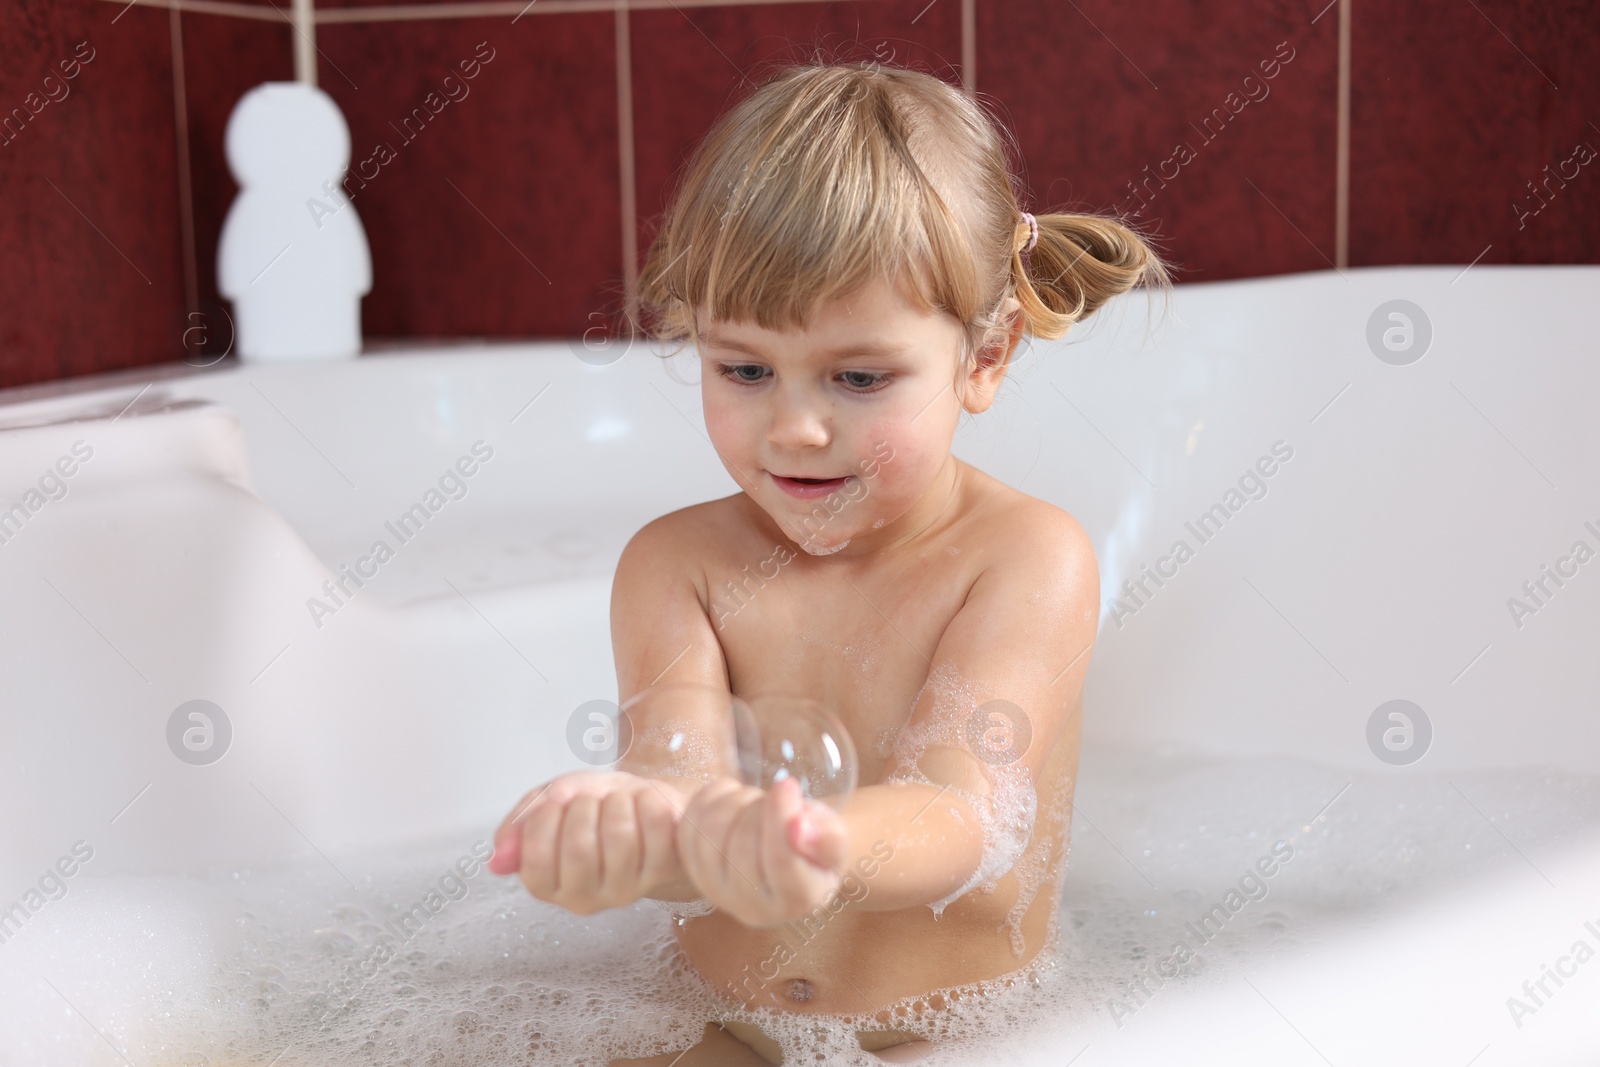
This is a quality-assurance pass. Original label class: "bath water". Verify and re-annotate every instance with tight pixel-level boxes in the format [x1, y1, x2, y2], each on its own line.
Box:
[3, 749, 1598, 1066]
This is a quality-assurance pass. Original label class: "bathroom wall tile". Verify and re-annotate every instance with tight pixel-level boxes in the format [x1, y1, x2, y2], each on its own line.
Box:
[309, 13, 620, 337]
[978, 0, 1340, 284]
[1350, 0, 1600, 267]
[629, 0, 964, 278]
[6, 0, 1594, 390]
[0, 0, 186, 389]
[181, 11, 295, 349]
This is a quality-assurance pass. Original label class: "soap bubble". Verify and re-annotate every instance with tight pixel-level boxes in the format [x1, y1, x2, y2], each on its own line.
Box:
[735, 695, 857, 810]
[611, 686, 856, 809]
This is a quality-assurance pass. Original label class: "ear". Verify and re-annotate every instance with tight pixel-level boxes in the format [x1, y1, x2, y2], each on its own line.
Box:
[960, 299, 1025, 415]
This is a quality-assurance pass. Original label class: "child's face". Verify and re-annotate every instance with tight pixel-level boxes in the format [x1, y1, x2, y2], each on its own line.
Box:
[697, 271, 1018, 556]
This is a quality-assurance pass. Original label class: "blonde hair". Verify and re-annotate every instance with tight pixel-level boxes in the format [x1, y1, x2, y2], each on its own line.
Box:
[636, 61, 1170, 372]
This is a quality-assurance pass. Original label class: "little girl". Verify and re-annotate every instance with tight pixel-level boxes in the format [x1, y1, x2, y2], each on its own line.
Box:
[489, 60, 1166, 1064]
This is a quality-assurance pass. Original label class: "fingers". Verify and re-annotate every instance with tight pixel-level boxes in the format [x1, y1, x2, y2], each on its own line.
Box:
[764, 779, 844, 903]
[557, 794, 604, 908]
[678, 778, 757, 897]
[499, 773, 691, 916]
[764, 775, 801, 883]
[681, 777, 846, 927]
[489, 781, 555, 874]
[490, 770, 601, 868]
[636, 783, 685, 893]
[515, 793, 567, 899]
[594, 788, 644, 906]
[488, 822, 521, 876]
[490, 771, 627, 878]
[728, 786, 768, 907]
[498, 772, 847, 924]
[786, 784, 849, 872]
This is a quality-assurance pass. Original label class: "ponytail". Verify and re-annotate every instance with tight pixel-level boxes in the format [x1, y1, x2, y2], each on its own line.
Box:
[1012, 212, 1170, 340]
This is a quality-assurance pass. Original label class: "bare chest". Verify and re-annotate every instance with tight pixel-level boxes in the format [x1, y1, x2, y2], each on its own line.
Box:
[705, 544, 975, 785]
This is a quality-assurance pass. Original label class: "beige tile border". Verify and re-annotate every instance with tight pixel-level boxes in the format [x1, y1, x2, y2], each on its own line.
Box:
[614, 1, 639, 327]
[1335, 0, 1350, 269]
[168, 6, 200, 316]
[292, 0, 317, 81]
[960, 0, 973, 93]
[318, 0, 875, 23]
[103, 0, 292, 23]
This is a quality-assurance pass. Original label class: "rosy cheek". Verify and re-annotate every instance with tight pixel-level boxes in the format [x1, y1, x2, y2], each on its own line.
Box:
[860, 420, 909, 458]
[864, 423, 923, 474]
[701, 393, 744, 444]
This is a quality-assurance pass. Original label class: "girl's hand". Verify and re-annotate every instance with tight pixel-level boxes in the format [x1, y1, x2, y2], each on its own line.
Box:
[488, 770, 690, 916]
[676, 775, 850, 927]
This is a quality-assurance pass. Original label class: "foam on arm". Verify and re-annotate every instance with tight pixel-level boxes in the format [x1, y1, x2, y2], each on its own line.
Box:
[882, 666, 1039, 918]
[874, 506, 1098, 920]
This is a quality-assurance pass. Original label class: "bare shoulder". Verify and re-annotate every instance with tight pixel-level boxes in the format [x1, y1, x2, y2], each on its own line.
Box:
[610, 495, 757, 694]
[616, 493, 766, 584]
[623, 495, 738, 551]
[961, 466, 1098, 594]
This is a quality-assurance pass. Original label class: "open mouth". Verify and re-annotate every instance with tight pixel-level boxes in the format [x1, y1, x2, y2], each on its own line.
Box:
[770, 473, 851, 498]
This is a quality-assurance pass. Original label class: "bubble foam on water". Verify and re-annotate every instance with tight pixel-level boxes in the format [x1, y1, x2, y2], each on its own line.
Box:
[4, 753, 1599, 1066]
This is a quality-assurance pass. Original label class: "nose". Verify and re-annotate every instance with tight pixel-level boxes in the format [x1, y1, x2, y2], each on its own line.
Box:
[765, 383, 831, 452]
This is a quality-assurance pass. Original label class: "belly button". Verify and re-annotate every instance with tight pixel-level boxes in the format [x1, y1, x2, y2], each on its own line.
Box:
[786, 978, 815, 1002]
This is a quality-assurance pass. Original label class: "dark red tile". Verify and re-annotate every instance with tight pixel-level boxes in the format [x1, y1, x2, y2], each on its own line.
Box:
[1350, 0, 1600, 266]
[310, 12, 620, 337]
[629, 0, 964, 274]
[181, 10, 295, 352]
[7, 0, 1592, 391]
[0, 0, 187, 389]
[979, 0, 1340, 283]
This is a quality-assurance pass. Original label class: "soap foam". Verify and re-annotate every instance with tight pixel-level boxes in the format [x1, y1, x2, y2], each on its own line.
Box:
[3, 754, 1598, 1066]
[797, 536, 851, 556]
[883, 664, 1042, 923]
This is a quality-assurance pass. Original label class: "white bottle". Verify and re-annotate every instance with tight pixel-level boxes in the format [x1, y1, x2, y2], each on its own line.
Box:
[218, 82, 371, 361]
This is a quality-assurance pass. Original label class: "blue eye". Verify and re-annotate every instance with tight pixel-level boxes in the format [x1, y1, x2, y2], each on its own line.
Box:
[717, 363, 768, 383]
[839, 370, 891, 391]
[713, 364, 893, 391]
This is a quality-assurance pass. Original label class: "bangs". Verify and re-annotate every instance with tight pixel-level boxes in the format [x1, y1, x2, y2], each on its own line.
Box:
[641, 66, 983, 347]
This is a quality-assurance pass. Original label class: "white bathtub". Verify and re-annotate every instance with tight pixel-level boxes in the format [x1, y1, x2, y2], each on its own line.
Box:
[1, 265, 1597, 1065]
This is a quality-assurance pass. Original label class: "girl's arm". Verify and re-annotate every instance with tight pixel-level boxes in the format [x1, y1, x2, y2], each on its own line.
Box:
[609, 508, 740, 901]
[833, 503, 1098, 913]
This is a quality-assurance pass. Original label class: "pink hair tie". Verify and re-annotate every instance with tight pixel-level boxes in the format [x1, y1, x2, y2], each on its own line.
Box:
[1020, 212, 1039, 254]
